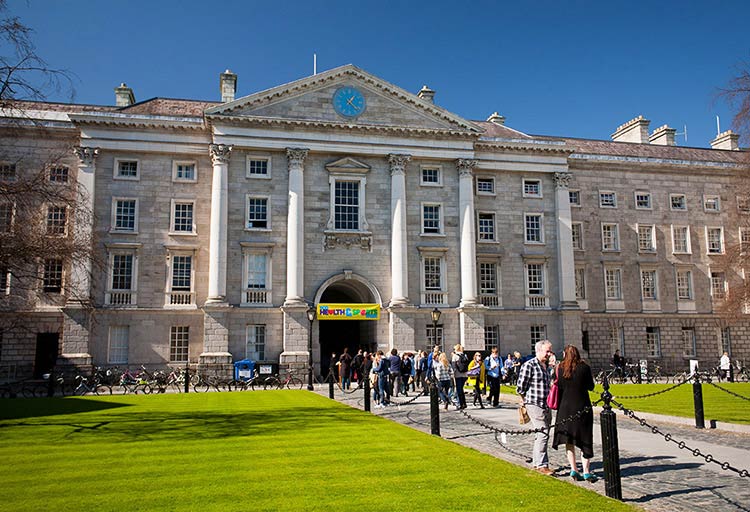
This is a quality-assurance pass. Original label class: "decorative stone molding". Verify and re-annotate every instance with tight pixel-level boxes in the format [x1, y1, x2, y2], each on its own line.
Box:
[553, 172, 573, 189]
[73, 146, 99, 166]
[324, 231, 373, 252]
[209, 143, 232, 164]
[456, 158, 478, 177]
[388, 153, 411, 175]
[286, 148, 309, 169]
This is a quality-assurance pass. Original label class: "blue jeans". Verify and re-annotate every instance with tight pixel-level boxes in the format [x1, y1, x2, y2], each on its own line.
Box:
[379, 375, 390, 404]
[437, 380, 452, 404]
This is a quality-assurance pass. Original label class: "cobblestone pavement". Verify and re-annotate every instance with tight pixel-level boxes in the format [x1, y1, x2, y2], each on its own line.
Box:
[320, 386, 750, 512]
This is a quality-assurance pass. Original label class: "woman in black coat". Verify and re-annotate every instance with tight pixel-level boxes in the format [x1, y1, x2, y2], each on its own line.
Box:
[552, 345, 597, 482]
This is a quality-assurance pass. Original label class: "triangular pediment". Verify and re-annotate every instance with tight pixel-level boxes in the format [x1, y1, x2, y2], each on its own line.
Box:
[205, 65, 480, 135]
[325, 157, 370, 174]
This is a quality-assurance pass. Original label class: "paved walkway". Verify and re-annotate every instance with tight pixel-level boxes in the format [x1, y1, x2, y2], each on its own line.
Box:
[321, 386, 750, 512]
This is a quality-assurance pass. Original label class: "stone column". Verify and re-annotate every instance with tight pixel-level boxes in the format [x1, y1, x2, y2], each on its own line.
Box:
[554, 172, 578, 308]
[388, 153, 411, 307]
[457, 159, 479, 307]
[284, 148, 309, 306]
[207, 143, 232, 304]
[69, 147, 99, 305]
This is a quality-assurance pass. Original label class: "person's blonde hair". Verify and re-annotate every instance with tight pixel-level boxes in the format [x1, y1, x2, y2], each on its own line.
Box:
[438, 352, 450, 367]
[454, 344, 462, 352]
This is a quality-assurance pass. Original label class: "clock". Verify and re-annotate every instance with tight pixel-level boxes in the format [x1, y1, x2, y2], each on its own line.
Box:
[332, 86, 366, 118]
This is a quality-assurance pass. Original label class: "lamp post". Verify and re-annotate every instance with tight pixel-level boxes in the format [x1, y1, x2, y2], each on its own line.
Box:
[429, 307, 442, 436]
[306, 307, 316, 391]
[430, 307, 441, 349]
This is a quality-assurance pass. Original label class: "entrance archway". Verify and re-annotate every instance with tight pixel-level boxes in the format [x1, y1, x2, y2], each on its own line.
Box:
[314, 272, 381, 377]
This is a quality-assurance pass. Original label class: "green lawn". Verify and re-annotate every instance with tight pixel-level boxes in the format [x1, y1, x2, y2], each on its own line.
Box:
[0, 392, 636, 512]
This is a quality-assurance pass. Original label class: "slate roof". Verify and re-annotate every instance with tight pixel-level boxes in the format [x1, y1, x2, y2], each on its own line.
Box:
[120, 98, 219, 117]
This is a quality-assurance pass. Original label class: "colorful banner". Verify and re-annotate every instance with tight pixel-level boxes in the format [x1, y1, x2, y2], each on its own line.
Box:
[317, 303, 380, 320]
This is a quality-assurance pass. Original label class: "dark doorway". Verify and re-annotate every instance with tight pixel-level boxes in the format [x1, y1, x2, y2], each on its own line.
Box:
[34, 333, 59, 379]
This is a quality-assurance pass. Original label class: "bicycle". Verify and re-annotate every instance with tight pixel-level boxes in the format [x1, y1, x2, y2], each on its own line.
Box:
[228, 369, 261, 391]
[193, 374, 230, 393]
[118, 368, 152, 394]
[263, 369, 304, 390]
[735, 360, 750, 382]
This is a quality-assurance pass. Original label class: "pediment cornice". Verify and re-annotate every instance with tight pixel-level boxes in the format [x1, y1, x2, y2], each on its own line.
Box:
[475, 138, 574, 155]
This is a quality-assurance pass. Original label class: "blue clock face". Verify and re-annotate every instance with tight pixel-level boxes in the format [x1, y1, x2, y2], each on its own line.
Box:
[332, 86, 366, 118]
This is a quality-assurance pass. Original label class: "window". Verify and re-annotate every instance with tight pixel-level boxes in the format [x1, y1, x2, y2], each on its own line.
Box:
[1, 267, 9, 295]
[46, 206, 67, 236]
[484, 325, 499, 351]
[476, 177, 495, 195]
[670, 194, 687, 211]
[523, 179, 542, 198]
[426, 325, 444, 349]
[610, 326, 625, 356]
[703, 195, 720, 212]
[738, 196, 750, 213]
[682, 327, 696, 357]
[524, 214, 544, 244]
[114, 159, 139, 180]
[479, 262, 499, 307]
[569, 190, 581, 207]
[105, 248, 138, 306]
[246, 156, 270, 178]
[171, 201, 195, 234]
[49, 166, 69, 183]
[111, 254, 134, 292]
[169, 326, 189, 363]
[720, 327, 732, 356]
[646, 327, 661, 357]
[599, 191, 617, 208]
[246, 196, 269, 229]
[42, 258, 63, 293]
[246, 325, 266, 360]
[605, 268, 622, 300]
[741, 228, 750, 253]
[166, 252, 195, 306]
[0, 163, 16, 180]
[334, 181, 360, 230]
[525, 262, 548, 309]
[530, 325, 547, 353]
[172, 161, 197, 182]
[641, 269, 657, 300]
[0, 202, 13, 233]
[637, 224, 656, 252]
[112, 198, 138, 233]
[635, 191, 652, 210]
[710, 271, 726, 300]
[422, 203, 443, 235]
[575, 267, 586, 300]
[706, 227, 724, 254]
[601, 223, 620, 251]
[477, 212, 495, 241]
[108, 326, 129, 364]
[242, 250, 271, 305]
[421, 167, 442, 186]
[571, 223, 584, 250]
[672, 226, 690, 254]
[422, 255, 445, 304]
[676, 269, 693, 300]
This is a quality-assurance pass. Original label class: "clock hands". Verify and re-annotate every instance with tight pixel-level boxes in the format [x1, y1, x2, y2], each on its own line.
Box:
[346, 96, 361, 111]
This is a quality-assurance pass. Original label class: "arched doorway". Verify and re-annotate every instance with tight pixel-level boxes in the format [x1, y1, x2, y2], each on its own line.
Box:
[314, 272, 381, 377]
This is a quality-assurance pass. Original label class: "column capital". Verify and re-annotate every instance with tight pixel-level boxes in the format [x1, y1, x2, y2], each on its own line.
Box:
[286, 148, 309, 169]
[553, 172, 573, 190]
[72, 146, 99, 166]
[209, 143, 233, 165]
[388, 153, 411, 175]
[456, 158, 478, 177]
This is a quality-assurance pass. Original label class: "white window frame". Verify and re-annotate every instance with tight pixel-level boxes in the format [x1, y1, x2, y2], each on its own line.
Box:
[669, 193, 687, 211]
[169, 326, 190, 363]
[637, 224, 656, 253]
[165, 249, 197, 308]
[610, 326, 625, 356]
[640, 267, 658, 301]
[477, 211, 496, 242]
[421, 202, 444, 236]
[246, 154, 272, 179]
[524, 260, 549, 309]
[105, 245, 139, 307]
[710, 270, 727, 301]
[682, 327, 696, 357]
[48, 165, 69, 184]
[45, 205, 68, 236]
[478, 259, 501, 308]
[108, 326, 130, 365]
[172, 160, 198, 183]
[705, 226, 724, 255]
[571, 222, 584, 250]
[599, 191, 617, 208]
[703, 194, 720, 213]
[42, 258, 64, 294]
[676, 268, 694, 301]
[569, 189, 581, 207]
[113, 158, 140, 181]
[484, 325, 499, 352]
[170, 199, 197, 235]
[419, 248, 447, 306]
[327, 175, 369, 232]
[524, 213, 545, 244]
[245, 195, 270, 231]
[240, 242, 273, 306]
[634, 191, 652, 210]
[605, 267, 623, 301]
[522, 178, 542, 198]
[246, 324, 267, 361]
[420, 165, 442, 187]
[111, 197, 139, 234]
[646, 327, 661, 358]
[475, 176, 495, 195]
[671, 225, 691, 254]
[601, 223, 620, 251]
[740, 227, 750, 254]
[575, 266, 586, 300]
[719, 327, 732, 357]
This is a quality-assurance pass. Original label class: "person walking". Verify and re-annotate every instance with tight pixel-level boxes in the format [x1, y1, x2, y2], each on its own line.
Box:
[552, 345, 598, 482]
[434, 352, 455, 410]
[467, 351, 485, 408]
[720, 351, 733, 382]
[516, 339, 554, 475]
[485, 347, 503, 407]
[388, 348, 401, 397]
[373, 350, 390, 407]
[451, 344, 469, 409]
[352, 349, 364, 387]
[400, 353, 412, 396]
[339, 348, 353, 390]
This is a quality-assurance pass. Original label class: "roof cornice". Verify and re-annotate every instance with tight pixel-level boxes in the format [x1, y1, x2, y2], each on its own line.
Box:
[475, 138, 573, 154]
[69, 112, 206, 131]
[569, 152, 746, 171]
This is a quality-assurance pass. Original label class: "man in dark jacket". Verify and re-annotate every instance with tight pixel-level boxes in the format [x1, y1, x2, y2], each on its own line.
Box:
[352, 349, 365, 387]
[388, 348, 401, 397]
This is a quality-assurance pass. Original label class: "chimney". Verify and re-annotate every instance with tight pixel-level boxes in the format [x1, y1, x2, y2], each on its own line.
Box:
[220, 69, 238, 103]
[486, 112, 506, 125]
[710, 130, 740, 151]
[114, 83, 135, 107]
[649, 124, 676, 146]
[417, 85, 435, 103]
[611, 115, 651, 144]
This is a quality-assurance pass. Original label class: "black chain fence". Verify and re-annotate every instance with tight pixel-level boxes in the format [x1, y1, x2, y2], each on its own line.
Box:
[705, 381, 750, 402]
[609, 378, 690, 400]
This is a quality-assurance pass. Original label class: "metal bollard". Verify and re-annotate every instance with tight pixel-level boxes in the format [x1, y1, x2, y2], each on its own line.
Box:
[184, 363, 190, 394]
[429, 379, 440, 436]
[692, 372, 705, 429]
[364, 375, 371, 412]
[600, 375, 622, 500]
[328, 370, 335, 399]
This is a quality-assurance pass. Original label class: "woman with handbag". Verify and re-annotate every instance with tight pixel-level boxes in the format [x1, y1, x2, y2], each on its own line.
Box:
[552, 345, 597, 482]
[467, 352, 485, 408]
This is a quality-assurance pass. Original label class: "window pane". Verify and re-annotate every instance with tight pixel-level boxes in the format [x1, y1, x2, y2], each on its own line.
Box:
[173, 203, 194, 232]
[478, 213, 495, 241]
[246, 254, 266, 288]
[246, 325, 266, 360]
[115, 200, 136, 231]
[118, 160, 138, 177]
[46, 206, 67, 235]
[424, 257, 442, 290]
[246, 197, 268, 229]
[248, 159, 268, 175]
[111, 254, 133, 290]
[334, 181, 359, 230]
[171, 256, 192, 290]
[423, 204, 441, 233]
[43, 259, 63, 293]
[108, 326, 129, 364]
[170, 326, 189, 362]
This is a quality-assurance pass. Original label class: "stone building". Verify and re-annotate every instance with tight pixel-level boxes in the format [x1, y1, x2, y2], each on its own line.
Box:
[0, 65, 747, 379]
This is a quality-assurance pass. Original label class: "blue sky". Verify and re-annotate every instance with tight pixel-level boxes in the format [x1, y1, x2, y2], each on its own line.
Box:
[15, 0, 750, 148]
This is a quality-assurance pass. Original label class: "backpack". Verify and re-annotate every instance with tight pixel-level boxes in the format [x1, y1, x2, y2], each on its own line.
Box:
[455, 353, 469, 373]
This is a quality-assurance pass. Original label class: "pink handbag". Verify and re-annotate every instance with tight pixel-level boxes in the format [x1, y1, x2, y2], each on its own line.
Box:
[546, 368, 559, 410]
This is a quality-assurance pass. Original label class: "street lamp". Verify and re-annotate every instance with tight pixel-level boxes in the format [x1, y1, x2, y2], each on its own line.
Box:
[431, 307, 441, 349]
[306, 307, 316, 391]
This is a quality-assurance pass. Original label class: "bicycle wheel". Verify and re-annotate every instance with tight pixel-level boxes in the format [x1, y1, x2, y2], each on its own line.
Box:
[263, 377, 280, 390]
[629, 373, 639, 384]
[95, 384, 112, 396]
[286, 377, 304, 390]
[194, 382, 210, 393]
[653, 374, 667, 384]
